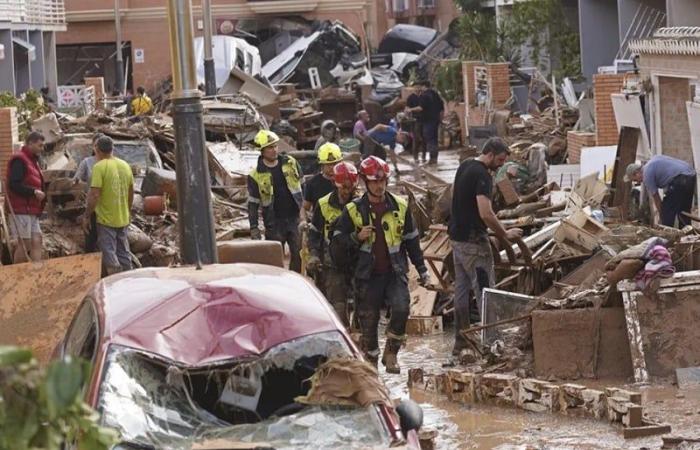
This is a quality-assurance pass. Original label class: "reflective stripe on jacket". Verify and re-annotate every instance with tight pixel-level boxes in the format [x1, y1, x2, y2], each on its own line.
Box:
[247, 154, 303, 229]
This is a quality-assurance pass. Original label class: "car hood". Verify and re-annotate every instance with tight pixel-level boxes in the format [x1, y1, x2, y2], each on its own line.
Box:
[97, 264, 343, 366]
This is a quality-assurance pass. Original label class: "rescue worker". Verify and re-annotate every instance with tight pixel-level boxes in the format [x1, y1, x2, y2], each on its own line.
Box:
[332, 156, 430, 373]
[130, 86, 153, 117]
[247, 129, 304, 273]
[314, 120, 339, 151]
[308, 161, 359, 325]
[302, 142, 343, 214]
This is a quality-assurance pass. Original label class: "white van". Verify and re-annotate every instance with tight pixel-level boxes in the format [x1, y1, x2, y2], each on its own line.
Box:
[194, 35, 262, 89]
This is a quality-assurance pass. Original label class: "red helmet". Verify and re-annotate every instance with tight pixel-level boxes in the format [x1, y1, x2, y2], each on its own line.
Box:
[333, 161, 359, 187]
[359, 156, 391, 181]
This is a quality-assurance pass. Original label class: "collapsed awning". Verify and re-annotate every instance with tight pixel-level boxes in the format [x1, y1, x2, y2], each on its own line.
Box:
[12, 36, 36, 61]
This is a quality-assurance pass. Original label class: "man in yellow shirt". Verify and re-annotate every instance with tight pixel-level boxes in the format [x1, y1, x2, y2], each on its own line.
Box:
[131, 86, 153, 116]
[82, 136, 135, 275]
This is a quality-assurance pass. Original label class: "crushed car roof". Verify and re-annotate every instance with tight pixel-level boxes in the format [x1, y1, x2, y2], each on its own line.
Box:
[93, 264, 344, 366]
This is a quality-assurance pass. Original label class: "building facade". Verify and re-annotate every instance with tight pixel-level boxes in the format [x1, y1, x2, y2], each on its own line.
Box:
[0, 0, 65, 96]
[59, 0, 374, 93]
[382, 0, 461, 33]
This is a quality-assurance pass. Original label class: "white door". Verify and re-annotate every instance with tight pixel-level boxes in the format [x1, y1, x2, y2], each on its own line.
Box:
[686, 101, 700, 204]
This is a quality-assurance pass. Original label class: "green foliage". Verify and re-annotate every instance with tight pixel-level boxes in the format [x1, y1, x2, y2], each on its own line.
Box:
[434, 60, 464, 102]
[453, 0, 581, 79]
[0, 346, 119, 450]
[0, 89, 50, 139]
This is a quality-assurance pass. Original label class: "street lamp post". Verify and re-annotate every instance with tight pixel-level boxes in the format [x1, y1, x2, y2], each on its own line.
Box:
[114, 0, 124, 94]
[166, 0, 218, 265]
[202, 0, 217, 96]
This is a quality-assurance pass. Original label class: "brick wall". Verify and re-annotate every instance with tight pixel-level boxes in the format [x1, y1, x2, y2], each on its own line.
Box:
[0, 108, 19, 179]
[567, 131, 597, 164]
[658, 76, 693, 164]
[594, 73, 625, 146]
[486, 63, 511, 109]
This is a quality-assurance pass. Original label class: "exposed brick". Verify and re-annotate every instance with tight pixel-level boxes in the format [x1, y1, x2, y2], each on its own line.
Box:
[567, 131, 596, 164]
[593, 74, 625, 146]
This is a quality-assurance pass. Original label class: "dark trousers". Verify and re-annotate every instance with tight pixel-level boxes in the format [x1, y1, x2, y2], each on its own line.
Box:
[661, 174, 696, 228]
[325, 268, 351, 326]
[355, 272, 410, 357]
[267, 216, 301, 273]
[422, 121, 439, 162]
[85, 212, 98, 252]
[412, 121, 424, 161]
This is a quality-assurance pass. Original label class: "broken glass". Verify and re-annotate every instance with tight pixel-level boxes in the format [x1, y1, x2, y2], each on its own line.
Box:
[97, 331, 393, 449]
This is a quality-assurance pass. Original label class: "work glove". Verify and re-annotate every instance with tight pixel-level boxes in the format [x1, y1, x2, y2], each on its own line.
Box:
[298, 221, 309, 234]
[418, 270, 431, 287]
[250, 227, 262, 240]
[307, 255, 322, 276]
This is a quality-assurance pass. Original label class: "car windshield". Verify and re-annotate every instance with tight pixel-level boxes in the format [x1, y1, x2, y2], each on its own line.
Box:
[113, 143, 158, 171]
[98, 332, 392, 449]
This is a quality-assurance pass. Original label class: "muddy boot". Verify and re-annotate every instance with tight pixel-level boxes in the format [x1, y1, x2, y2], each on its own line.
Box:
[381, 338, 403, 374]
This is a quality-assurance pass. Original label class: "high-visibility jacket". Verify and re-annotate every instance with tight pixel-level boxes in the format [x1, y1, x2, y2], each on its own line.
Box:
[309, 190, 346, 266]
[131, 95, 153, 116]
[331, 192, 426, 281]
[247, 154, 303, 230]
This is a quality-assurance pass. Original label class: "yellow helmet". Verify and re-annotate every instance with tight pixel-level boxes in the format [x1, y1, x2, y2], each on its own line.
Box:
[254, 129, 280, 150]
[318, 142, 342, 164]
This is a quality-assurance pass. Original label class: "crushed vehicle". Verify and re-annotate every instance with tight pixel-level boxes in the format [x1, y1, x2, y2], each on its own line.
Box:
[371, 24, 438, 79]
[55, 263, 422, 449]
[194, 35, 262, 89]
[261, 21, 372, 88]
[45, 134, 163, 192]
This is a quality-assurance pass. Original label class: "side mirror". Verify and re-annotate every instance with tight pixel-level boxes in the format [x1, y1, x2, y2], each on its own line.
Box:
[396, 399, 423, 436]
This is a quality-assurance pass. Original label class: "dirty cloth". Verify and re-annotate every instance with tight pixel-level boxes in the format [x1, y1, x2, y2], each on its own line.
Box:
[452, 237, 495, 356]
[634, 244, 675, 290]
[607, 237, 668, 268]
[295, 357, 392, 407]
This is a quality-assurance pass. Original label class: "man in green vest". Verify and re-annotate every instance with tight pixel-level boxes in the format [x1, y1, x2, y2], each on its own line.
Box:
[331, 156, 430, 373]
[247, 129, 304, 273]
[308, 161, 359, 326]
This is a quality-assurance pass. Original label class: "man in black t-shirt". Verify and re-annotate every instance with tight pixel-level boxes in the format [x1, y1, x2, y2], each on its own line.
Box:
[447, 137, 523, 360]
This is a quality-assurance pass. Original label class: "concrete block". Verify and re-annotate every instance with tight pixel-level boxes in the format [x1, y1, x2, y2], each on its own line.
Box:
[479, 373, 519, 406]
[518, 378, 561, 413]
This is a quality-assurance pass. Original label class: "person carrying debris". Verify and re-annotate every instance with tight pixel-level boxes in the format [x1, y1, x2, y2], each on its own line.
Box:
[6, 131, 46, 263]
[82, 136, 134, 275]
[332, 156, 430, 373]
[314, 120, 339, 151]
[248, 129, 304, 273]
[131, 86, 153, 117]
[448, 137, 523, 360]
[625, 156, 697, 228]
[73, 133, 103, 252]
[308, 161, 359, 325]
[405, 80, 444, 165]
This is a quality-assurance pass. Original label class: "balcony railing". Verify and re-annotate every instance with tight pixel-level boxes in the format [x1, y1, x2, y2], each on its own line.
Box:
[0, 0, 65, 26]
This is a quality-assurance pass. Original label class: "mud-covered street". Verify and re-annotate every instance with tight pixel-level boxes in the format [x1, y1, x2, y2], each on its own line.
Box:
[379, 323, 700, 449]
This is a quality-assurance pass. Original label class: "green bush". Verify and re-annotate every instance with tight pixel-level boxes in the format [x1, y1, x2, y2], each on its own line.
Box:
[0, 346, 118, 450]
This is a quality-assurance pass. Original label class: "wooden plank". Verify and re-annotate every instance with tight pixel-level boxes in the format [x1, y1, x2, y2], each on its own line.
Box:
[623, 423, 672, 439]
[621, 291, 650, 383]
[609, 126, 640, 219]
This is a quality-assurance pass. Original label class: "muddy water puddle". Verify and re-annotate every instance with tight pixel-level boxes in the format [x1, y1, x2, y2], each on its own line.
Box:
[378, 322, 700, 449]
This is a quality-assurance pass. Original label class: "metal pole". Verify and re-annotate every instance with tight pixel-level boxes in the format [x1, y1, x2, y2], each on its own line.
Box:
[114, 0, 124, 95]
[166, 0, 218, 264]
[202, 0, 216, 95]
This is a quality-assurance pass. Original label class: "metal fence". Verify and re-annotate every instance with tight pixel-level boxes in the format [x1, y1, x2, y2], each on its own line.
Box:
[0, 0, 65, 26]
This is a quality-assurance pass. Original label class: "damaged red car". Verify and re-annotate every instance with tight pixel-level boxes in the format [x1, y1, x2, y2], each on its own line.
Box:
[57, 263, 422, 449]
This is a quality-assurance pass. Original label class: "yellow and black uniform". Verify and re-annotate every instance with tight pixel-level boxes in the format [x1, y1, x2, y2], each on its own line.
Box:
[309, 190, 354, 325]
[331, 192, 426, 361]
[131, 94, 153, 116]
[247, 153, 304, 272]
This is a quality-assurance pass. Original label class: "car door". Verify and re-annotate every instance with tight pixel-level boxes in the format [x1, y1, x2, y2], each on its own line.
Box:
[62, 298, 99, 365]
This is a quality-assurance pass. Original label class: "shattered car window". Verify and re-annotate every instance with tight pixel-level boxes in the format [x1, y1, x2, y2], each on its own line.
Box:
[113, 144, 158, 171]
[98, 331, 390, 449]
